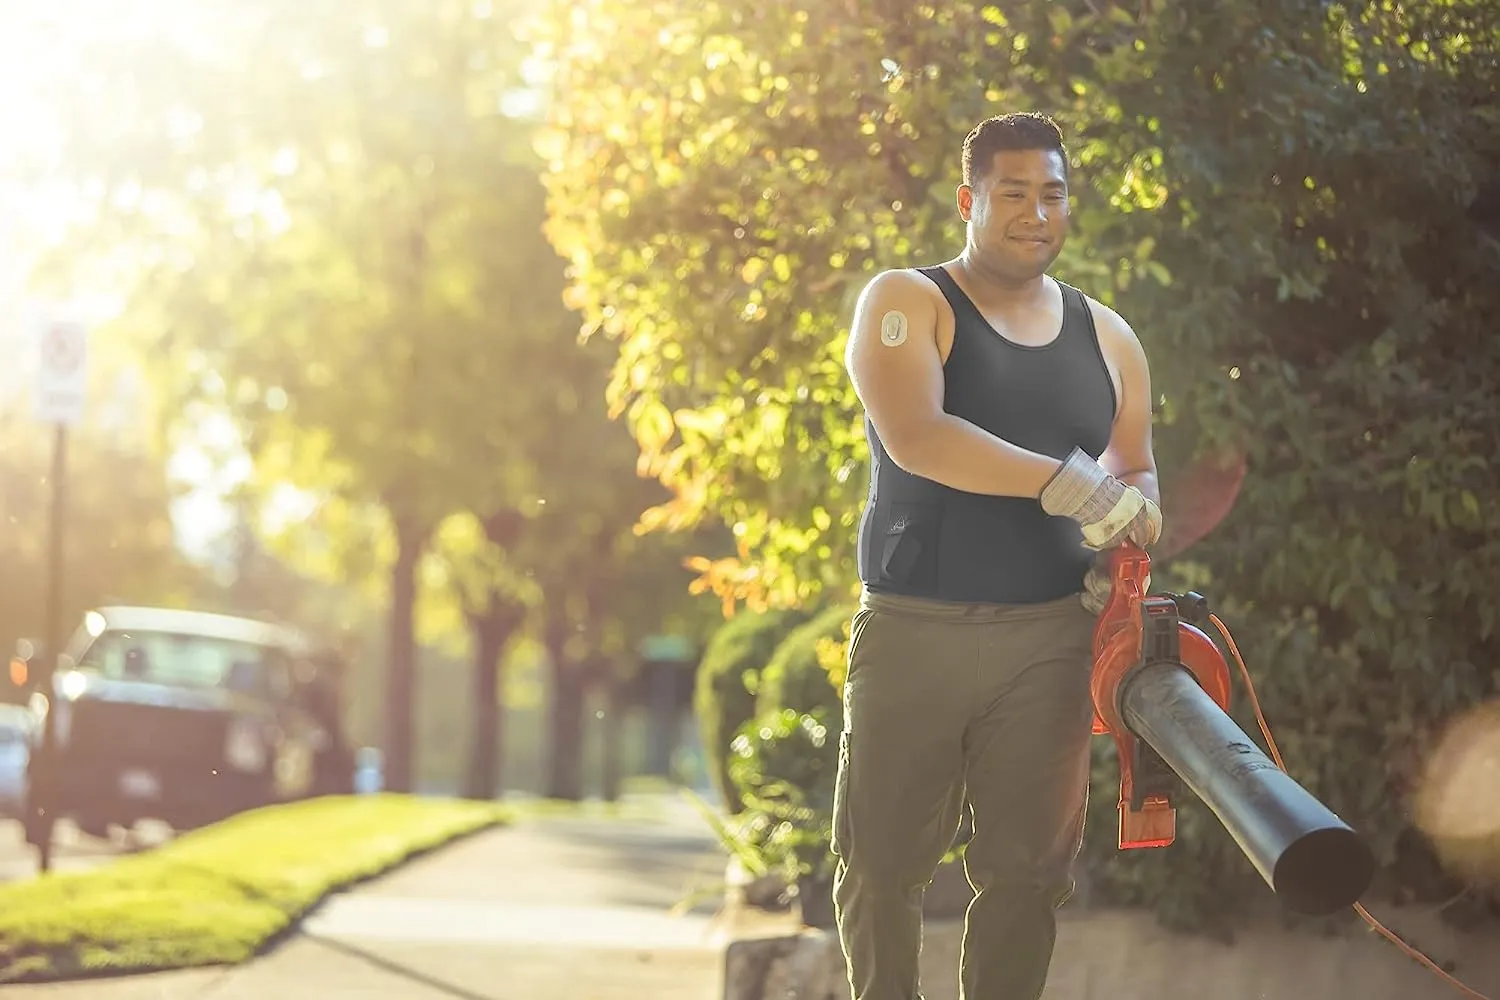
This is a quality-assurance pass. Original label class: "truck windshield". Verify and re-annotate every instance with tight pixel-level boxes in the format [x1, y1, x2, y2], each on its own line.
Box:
[75, 630, 273, 693]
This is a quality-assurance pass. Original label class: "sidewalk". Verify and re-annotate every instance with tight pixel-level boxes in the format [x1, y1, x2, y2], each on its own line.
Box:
[10, 794, 791, 1000]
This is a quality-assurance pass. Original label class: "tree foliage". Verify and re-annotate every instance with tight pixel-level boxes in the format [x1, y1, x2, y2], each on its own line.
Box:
[0, 416, 198, 655]
[534, 0, 1500, 925]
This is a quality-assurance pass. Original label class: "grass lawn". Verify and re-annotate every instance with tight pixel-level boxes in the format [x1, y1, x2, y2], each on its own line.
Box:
[0, 793, 505, 984]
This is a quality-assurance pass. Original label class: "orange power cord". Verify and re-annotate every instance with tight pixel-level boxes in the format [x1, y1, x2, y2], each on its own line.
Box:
[1206, 613, 1493, 1000]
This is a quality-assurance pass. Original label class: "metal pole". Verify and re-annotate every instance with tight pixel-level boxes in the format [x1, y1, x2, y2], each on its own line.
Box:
[1119, 661, 1375, 916]
[33, 422, 68, 873]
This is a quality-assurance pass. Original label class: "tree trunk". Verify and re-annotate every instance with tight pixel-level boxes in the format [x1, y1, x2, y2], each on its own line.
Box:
[464, 610, 504, 801]
[544, 610, 588, 801]
[463, 508, 528, 802]
[599, 659, 624, 803]
[384, 514, 427, 794]
[464, 595, 527, 801]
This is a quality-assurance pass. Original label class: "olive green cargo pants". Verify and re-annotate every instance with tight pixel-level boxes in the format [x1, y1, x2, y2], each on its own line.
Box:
[830, 588, 1097, 1000]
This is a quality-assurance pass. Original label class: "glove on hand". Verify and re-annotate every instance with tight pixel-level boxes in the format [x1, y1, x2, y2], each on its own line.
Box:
[1040, 447, 1163, 551]
[1127, 495, 1163, 550]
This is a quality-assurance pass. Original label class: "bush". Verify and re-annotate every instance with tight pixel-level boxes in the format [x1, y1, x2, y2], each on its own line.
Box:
[693, 606, 815, 812]
[714, 603, 853, 922]
[727, 705, 841, 888]
[755, 604, 853, 724]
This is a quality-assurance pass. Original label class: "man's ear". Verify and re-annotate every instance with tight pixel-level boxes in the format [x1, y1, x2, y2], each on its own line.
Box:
[956, 184, 974, 222]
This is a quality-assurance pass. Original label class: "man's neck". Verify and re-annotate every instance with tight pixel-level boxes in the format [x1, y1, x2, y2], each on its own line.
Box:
[955, 248, 1049, 304]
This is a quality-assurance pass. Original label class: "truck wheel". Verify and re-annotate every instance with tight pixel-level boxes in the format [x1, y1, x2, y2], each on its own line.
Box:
[75, 817, 112, 840]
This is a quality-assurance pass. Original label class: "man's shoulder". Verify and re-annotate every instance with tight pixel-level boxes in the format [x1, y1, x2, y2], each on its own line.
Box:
[861, 265, 942, 294]
[855, 266, 948, 312]
[1068, 284, 1140, 346]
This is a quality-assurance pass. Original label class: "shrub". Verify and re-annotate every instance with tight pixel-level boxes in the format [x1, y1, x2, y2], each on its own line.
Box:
[727, 705, 841, 888]
[693, 606, 815, 812]
[755, 604, 853, 724]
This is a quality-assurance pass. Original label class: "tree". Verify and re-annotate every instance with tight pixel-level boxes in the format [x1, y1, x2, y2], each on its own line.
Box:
[532, 0, 1500, 926]
[26, 0, 579, 793]
[515, 330, 714, 800]
[424, 509, 535, 799]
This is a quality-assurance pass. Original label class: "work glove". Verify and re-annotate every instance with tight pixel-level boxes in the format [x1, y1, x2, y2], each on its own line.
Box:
[1080, 552, 1151, 615]
[1039, 447, 1162, 551]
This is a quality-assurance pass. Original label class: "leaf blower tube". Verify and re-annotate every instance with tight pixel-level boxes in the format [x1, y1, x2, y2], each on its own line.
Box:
[1091, 543, 1376, 917]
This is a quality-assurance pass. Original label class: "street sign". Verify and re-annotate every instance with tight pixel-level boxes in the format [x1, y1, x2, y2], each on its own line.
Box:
[639, 634, 695, 662]
[34, 319, 88, 426]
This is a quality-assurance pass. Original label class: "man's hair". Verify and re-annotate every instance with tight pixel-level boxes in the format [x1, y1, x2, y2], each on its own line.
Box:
[961, 113, 1067, 187]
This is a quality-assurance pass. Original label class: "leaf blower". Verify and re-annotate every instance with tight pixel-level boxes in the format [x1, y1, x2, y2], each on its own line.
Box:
[1090, 541, 1374, 915]
[1090, 542, 1496, 998]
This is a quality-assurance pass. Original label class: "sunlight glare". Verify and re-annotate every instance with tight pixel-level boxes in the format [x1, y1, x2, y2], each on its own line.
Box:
[1413, 699, 1500, 887]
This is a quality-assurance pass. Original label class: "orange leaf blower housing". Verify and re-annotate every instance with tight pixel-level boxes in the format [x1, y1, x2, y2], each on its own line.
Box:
[1089, 543, 1230, 850]
[1084, 541, 1375, 920]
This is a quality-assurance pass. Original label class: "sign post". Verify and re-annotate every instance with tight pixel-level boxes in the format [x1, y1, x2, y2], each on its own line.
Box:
[30, 317, 88, 873]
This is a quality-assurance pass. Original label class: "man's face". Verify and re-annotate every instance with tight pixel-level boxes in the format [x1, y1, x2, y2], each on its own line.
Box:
[957, 148, 1070, 280]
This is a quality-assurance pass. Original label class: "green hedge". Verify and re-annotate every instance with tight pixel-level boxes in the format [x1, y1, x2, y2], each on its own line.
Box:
[693, 606, 815, 812]
[754, 604, 853, 724]
[726, 706, 841, 885]
[719, 604, 851, 889]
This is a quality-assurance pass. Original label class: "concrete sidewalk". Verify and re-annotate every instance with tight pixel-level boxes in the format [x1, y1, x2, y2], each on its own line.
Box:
[10, 795, 790, 1000]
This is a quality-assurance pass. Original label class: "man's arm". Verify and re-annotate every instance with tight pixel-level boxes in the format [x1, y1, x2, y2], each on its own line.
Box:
[1091, 303, 1160, 507]
[844, 269, 1064, 498]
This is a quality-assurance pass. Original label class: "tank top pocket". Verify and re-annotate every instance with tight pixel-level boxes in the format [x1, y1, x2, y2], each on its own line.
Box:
[878, 501, 942, 590]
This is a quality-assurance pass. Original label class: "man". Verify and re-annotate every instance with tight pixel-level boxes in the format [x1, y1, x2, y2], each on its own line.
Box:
[835, 112, 1162, 1000]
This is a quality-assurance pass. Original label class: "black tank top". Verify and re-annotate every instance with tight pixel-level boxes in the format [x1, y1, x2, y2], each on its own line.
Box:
[855, 266, 1118, 605]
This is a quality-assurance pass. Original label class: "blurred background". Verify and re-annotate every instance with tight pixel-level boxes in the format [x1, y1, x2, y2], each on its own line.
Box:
[0, 0, 1495, 942]
[0, 0, 733, 831]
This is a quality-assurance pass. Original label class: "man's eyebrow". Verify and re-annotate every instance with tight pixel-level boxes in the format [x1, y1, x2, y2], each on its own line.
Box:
[993, 176, 1068, 188]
